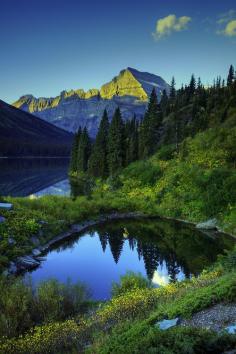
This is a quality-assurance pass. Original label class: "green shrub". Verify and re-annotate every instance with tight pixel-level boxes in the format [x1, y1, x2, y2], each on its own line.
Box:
[111, 272, 153, 297]
[36, 278, 91, 322]
[94, 324, 236, 354]
[0, 276, 91, 339]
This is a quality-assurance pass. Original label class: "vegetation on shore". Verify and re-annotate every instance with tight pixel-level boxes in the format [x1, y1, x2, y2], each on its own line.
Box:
[1, 247, 236, 353]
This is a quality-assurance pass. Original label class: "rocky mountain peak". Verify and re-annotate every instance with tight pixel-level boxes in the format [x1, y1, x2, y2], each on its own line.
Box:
[12, 68, 170, 135]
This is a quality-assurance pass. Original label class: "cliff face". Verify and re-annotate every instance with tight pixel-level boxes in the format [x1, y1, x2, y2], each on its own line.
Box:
[13, 68, 170, 136]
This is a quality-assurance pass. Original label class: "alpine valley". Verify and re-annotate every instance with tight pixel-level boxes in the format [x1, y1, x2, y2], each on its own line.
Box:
[13, 68, 170, 136]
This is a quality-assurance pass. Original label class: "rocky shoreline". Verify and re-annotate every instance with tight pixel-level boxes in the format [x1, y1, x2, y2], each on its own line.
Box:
[4, 212, 236, 276]
[6, 212, 147, 275]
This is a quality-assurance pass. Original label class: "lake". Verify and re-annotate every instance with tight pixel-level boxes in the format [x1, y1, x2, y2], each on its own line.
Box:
[25, 218, 235, 300]
[0, 158, 71, 197]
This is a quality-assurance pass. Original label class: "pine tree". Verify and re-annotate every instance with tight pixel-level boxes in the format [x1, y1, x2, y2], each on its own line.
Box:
[125, 116, 139, 165]
[69, 127, 82, 173]
[227, 65, 235, 86]
[189, 74, 196, 97]
[107, 108, 125, 175]
[88, 109, 109, 177]
[77, 127, 91, 173]
[139, 88, 162, 159]
[170, 76, 176, 100]
[160, 89, 168, 116]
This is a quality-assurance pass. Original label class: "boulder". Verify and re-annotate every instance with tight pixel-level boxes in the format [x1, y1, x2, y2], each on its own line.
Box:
[17, 256, 40, 270]
[0, 203, 13, 210]
[8, 236, 16, 245]
[8, 262, 17, 274]
[32, 248, 41, 257]
[0, 216, 6, 223]
[196, 218, 218, 230]
[30, 235, 40, 246]
[155, 318, 180, 330]
[38, 220, 48, 225]
[225, 324, 236, 334]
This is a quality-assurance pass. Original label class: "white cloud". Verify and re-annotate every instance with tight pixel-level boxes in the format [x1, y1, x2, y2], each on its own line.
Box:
[153, 14, 191, 40]
[220, 20, 236, 37]
[217, 10, 236, 37]
[217, 10, 236, 24]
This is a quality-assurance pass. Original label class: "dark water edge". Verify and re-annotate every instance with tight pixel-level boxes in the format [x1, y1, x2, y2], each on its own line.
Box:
[0, 158, 70, 197]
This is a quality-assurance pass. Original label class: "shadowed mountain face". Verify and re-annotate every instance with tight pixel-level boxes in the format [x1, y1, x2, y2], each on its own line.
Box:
[13, 68, 170, 136]
[0, 99, 73, 156]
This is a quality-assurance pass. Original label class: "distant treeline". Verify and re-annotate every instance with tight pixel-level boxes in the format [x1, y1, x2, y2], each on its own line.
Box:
[70, 65, 236, 177]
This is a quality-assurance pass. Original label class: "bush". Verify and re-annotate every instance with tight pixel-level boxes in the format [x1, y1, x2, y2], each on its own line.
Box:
[111, 272, 153, 298]
[36, 278, 91, 322]
[0, 276, 91, 338]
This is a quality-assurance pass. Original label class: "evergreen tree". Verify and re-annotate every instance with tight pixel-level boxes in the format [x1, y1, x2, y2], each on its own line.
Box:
[88, 109, 109, 177]
[139, 88, 162, 159]
[69, 127, 82, 173]
[77, 127, 91, 173]
[107, 108, 125, 175]
[108, 229, 124, 263]
[98, 231, 109, 252]
[189, 74, 196, 97]
[170, 77, 176, 100]
[125, 115, 139, 165]
[227, 65, 235, 86]
[160, 89, 168, 116]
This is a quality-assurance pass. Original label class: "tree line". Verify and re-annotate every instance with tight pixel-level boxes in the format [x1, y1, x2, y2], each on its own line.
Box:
[70, 65, 236, 178]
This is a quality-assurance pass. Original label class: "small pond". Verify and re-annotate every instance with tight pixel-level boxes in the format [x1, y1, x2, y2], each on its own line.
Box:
[25, 218, 235, 300]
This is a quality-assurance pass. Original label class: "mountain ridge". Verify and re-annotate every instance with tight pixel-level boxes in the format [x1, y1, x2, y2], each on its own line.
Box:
[0, 99, 72, 157]
[13, 68, 170, 136]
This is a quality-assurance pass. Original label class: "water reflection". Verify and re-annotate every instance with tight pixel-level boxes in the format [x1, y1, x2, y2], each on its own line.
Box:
[0, 158, 69, 197]
[27, 218, 235, 299]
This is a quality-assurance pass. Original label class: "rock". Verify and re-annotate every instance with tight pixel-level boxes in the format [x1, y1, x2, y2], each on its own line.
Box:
[8, 236, 16, 245]
[0, 216, 6, 223]
[196, 218, 218, 230]
[8, 262, 17, 273]
[30, 235, 40, 246]
[155, 318, 180, 330]
[225, 324, 236, 334]
[0, 202, 13, 210]
[32, 248, 41, 257]
[17, 256, 40, 269]
[38, 220, 48, 225]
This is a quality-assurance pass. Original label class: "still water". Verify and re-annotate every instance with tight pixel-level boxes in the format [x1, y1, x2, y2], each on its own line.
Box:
[26, 218, 234, 300]
[0, 158, 70, 197]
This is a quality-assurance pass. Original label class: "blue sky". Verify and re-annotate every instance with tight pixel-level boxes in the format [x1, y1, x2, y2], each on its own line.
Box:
[0, 0, 236, 103]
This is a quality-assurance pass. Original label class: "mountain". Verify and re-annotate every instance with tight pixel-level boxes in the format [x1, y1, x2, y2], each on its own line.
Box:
[0, 99, 72, 157]
[13, 68, 170, 136]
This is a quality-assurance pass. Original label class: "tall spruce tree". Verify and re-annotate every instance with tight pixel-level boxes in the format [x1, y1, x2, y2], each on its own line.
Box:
[125, 115, 139, 165]
[88, 109, 109, 177]
[189, 74, 196, 97]
[139, 88, 162, 159]
[170, 77, 176, 100]
[160, 89, 168, 116]
[107, 108, 125, 175]
[77, 127, 91, 173]
[69, 127, 82, 173]
[227, 65, 235, 86]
